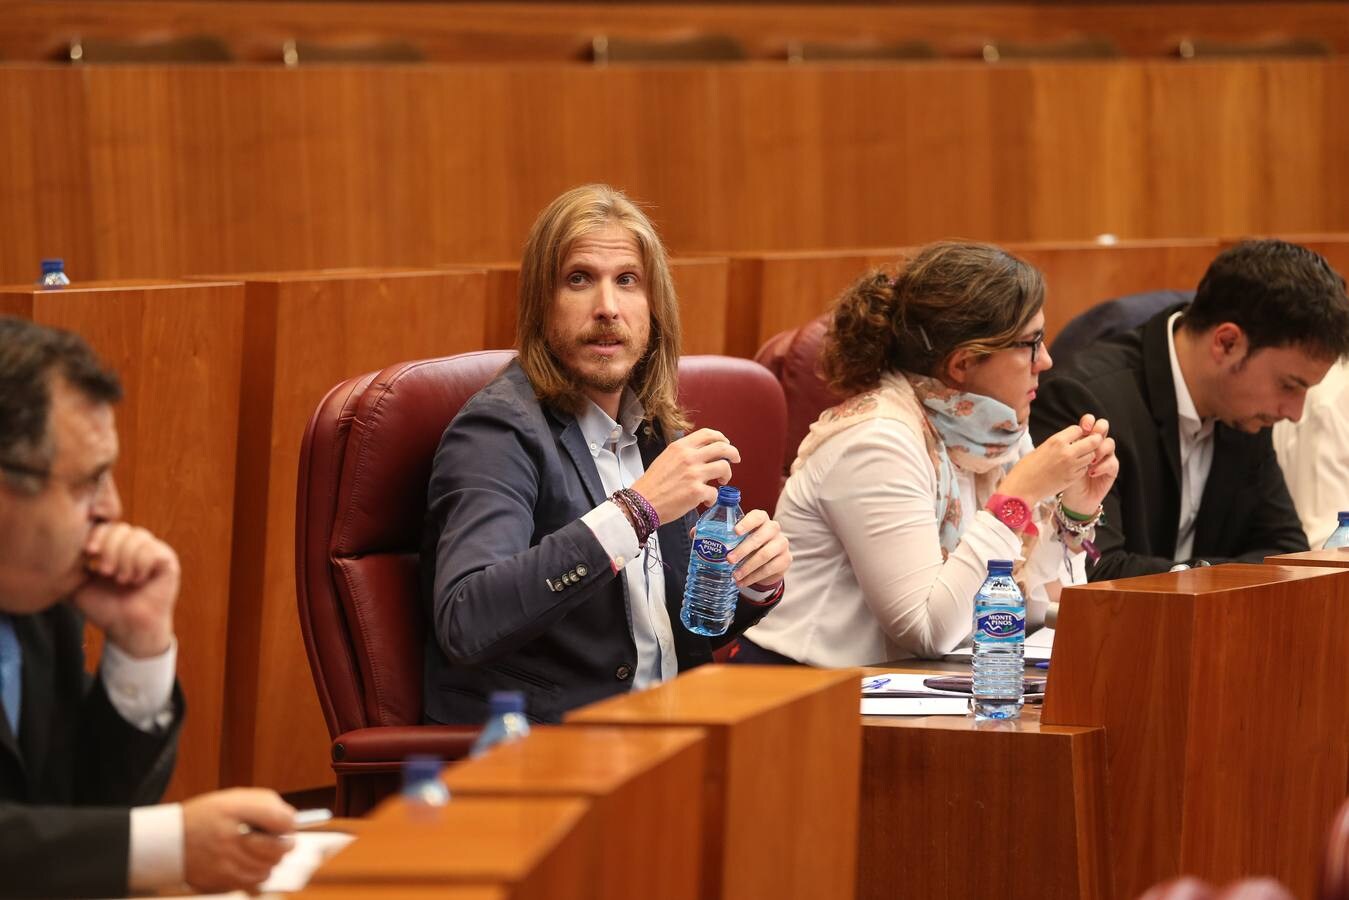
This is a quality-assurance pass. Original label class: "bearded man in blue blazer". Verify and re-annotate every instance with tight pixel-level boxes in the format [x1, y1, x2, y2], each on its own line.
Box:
[422, 184, 792, 725]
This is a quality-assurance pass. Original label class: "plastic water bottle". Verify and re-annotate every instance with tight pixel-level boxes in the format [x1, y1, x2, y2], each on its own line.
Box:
[680, 485, 744, 637]
[1324, 512, 1349, 549]
[971, 559, 1025, 720]
[401, 754, 450, 807]
[37, 259, 70, 289]
[469, 690, 531, 757]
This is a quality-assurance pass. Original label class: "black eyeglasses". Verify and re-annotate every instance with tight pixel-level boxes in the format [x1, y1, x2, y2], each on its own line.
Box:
[1009, 330, 1045, 366]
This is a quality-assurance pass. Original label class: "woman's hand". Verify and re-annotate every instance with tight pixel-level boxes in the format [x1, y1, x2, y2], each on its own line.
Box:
[1059, 414, 1119, 514]
[998, 414, 1107, 504]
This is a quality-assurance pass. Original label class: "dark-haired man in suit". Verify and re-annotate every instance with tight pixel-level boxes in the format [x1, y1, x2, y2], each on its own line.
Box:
[0, 317, 296, 898]
[1031, 240, 1349, 580]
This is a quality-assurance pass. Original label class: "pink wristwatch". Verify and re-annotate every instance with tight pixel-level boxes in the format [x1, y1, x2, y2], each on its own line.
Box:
[985, 494, 1039, 537]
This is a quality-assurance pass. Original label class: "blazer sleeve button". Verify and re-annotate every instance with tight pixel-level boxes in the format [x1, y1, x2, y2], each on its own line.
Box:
[615, 665, 632, 681]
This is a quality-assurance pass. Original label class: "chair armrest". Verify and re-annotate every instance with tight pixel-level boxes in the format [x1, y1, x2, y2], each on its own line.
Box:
[332, 725, 480, 764]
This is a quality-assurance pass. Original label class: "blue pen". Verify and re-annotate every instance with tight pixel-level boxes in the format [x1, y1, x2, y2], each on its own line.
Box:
[862, 676, 891, 691]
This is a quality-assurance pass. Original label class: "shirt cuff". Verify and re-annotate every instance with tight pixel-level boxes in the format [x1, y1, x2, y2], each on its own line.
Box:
[581, 501, 643, 573]
[101, 638, 177, 733]
[128, 803, 185, 893]
[740, 580, 784, 606]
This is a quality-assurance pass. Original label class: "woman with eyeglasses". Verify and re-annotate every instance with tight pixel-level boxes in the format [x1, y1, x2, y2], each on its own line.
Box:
[736, 241, 1119, 666]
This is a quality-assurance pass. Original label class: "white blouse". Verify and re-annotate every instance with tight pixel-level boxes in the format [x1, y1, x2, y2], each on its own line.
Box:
[746, 417, 1082, 666]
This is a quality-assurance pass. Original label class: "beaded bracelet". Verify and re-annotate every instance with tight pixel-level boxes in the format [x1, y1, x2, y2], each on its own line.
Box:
[1054, 494, 1104, 532]
[611, 488, 660, 546]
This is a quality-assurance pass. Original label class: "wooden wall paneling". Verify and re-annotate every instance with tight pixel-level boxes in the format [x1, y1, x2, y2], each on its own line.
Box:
[213, 268, 488, 793]
[670, 257, 731, 356]
[0, 280, 246, 801]
[746, 249, 890, 350]
[0, 69, 95, 289]
[6, 62, 1349, 283]
[860, 709, 1110, 900]
[469, 264, 522, 350]
[567, 665, 861, 900]
[312, 795, 597, 900]
[8, 2, 1349, 63]
[1042, 564, 1349, 900]
[444, 726, 708, 900]
[1014, 239, 1219, 338]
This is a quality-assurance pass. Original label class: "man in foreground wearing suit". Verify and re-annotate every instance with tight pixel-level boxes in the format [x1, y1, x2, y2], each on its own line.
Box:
[0, 318, 296, 898]
[422, 184, 791, 724]
[1030, 239, 1349, 580]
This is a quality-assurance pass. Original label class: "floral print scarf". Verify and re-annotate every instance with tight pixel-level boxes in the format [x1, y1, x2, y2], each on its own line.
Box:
[793, 370, 1026, 557]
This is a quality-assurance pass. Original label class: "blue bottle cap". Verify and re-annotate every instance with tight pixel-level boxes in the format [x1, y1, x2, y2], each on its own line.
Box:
[987, 559, 1014, 575]
[487, 690, 526, 714]
[1339, 511, 1349, 524]
[716, 485, 741, 506]
[40, 258, 64, 273]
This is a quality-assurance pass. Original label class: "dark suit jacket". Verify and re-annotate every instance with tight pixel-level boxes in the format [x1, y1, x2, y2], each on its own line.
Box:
[1030, 305, 1309, 581]
[0, 604, 182, 899]
[422, 361, 779, 724]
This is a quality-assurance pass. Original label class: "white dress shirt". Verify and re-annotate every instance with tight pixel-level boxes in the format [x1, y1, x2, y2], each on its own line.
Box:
[1273, 359, 1349, 547]
[577, 394, 678, 689]
[99, 639, 185, 892]
[1167, 311, 1216, 562]
[577, 394, 774, 687]
[745, 418, 1081, 667]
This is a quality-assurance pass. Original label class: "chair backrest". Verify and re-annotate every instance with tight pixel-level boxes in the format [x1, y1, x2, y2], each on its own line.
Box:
[297, 350, 786, 739]
[677, 355, 787, 517]
[754, 313, 839, 476]
[1323, 797, 1349, 900]
[1048, 289, 1193, 370]
[297, 350, 514, 739]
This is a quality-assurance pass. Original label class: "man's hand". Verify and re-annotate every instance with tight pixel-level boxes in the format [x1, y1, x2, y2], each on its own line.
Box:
[632, 428, 742, 524]
[726, 509, 791, 590]
[182, 788, 297, 893]
[73, 522, 179, 659]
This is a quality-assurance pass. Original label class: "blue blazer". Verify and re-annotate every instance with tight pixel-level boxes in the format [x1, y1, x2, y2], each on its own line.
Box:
[421, 362, 777, 724]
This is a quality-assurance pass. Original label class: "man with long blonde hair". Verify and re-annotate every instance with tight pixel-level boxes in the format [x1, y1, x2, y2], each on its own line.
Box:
[422, 184, 791, 724]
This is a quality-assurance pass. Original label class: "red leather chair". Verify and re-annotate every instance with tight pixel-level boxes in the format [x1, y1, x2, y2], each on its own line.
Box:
[1323, 797, 1349, 900]
[296, 350, 513, 815]
[297, 351, 785, 813]
[677, 354, 786, 519]
[753, 313, 838, 478]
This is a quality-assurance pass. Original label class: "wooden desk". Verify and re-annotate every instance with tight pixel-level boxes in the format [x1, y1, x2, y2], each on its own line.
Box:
[568, 665, 861, 900]
[443, 726, 707, 900]
[0, 280, 245, 800]
[1044, 564, 1349, 900]
[1267, 548, 1349, 568]
[311, 796, 595, 900]
[858, 665, 1109, 900]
